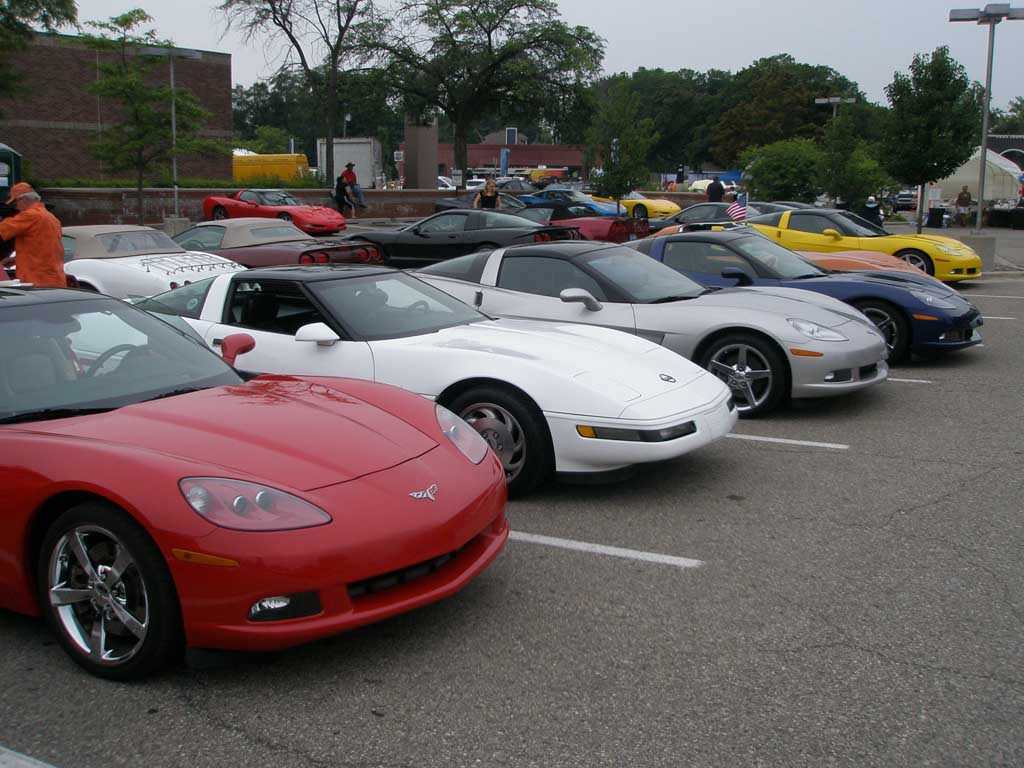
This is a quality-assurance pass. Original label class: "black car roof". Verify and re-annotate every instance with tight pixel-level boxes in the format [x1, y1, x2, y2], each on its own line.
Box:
[0, 286, 111, 308]
[500, 240, 626, 259]
[231, 264, 399, 282]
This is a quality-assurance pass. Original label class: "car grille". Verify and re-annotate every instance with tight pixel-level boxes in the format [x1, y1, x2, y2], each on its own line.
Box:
[346, 536, 476, 600]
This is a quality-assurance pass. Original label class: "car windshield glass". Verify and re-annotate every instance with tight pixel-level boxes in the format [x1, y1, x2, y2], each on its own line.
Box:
[834, 211, 889, 237]
[0, 297, 240, 423]
[730, 235, 825, 278]
[261, 191, 300, 206]
[578, 246, 705, 303]
[516, 208, 555, 223]
[552, 190, 590, 203]
[476, 211, 541, 230]
[249, 224, 309, 241]
[306, 272, 486, 341]
[95, 230, 183, 257]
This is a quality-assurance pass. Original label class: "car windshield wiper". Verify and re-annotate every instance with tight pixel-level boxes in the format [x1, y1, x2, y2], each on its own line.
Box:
[0, 407, 114, 425]
[648, 293, 701, 304]
[791, 273, 822, 280]
[142, 386, 209, 403]
[697, 286, 722, 295]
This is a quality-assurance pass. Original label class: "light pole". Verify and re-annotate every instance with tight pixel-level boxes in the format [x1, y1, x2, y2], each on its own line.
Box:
[139, 46, 202, 219]
[814, 96, 856, 119]
[950, 4, 1024, 231]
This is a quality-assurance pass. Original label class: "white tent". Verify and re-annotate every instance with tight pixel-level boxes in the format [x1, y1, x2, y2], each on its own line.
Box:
[938, 147, 1022, 201]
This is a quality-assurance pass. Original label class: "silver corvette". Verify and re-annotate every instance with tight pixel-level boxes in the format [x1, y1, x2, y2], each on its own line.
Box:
[417, 242, 889, 417]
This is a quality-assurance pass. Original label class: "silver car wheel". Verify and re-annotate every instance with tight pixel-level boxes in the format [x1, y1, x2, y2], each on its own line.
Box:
[47, 525, 149, 666]
[707, 343, 774, 413]
[458, 402, 527, 482]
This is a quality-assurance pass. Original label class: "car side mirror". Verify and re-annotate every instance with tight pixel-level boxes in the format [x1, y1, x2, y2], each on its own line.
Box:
[560, 287, 603, 311]
[822, 228, 842, 240]
[721, 267, 753, 287]
[295, 322, 340, 347]
[220, 333, 255, 366]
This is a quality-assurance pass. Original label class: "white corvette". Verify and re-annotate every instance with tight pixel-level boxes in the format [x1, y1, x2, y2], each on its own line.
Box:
[138, 265, 738, 495]
[57, 225, 244, 299]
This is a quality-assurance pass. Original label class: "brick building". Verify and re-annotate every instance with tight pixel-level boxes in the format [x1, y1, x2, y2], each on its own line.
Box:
[0, 33, 232, 182]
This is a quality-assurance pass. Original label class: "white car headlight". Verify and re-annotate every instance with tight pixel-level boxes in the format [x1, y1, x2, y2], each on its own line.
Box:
[936, 245, 961, 255]
[909, 290, 958, 310]
[436, 404, 489, 464]
[787, 318, 848, 342]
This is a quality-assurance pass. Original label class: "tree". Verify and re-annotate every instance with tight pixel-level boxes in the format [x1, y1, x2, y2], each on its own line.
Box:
[377, 0, 603, 187]
[880, 46, 981, 232]
[990, 96, 1024, 134]
[238, 125, 292, 154]
[739, 139, 823, 202]
[585, 79, 658, 203]
[219, 0, 374, 183]
[84, 10, 223, 224]
[0, 0, 77, 99]
[819, 111, 889, 209]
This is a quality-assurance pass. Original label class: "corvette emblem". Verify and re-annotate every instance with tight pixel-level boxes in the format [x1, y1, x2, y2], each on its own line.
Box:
[659, 374, 677, 383]
[409, 483, 438, 501]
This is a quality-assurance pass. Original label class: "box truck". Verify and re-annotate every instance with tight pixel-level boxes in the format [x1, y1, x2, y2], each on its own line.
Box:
[316, 137, 383, 187]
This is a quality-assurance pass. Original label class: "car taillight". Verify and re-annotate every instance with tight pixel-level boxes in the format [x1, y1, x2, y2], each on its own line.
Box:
[351, 246, 381, 263]
[299, 251, 330, 264]
[534, 232, 552, 242]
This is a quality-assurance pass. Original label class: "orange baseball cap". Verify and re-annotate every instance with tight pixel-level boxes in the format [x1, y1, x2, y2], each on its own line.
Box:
[5, 182, 35, 204]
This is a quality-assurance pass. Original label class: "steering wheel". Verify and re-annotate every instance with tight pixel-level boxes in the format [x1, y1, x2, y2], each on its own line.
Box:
[85, 343, 139, 377]
[409, 300, 430, 313]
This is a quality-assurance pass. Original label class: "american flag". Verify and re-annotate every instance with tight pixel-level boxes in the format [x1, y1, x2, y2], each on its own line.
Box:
[726, 192, 748, 221]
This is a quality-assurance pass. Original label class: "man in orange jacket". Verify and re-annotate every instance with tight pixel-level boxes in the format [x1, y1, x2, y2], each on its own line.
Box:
[0, 182, 65, 287]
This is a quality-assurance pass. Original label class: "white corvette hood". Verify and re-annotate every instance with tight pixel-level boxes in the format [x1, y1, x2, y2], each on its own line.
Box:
[372, 318, 727, 419]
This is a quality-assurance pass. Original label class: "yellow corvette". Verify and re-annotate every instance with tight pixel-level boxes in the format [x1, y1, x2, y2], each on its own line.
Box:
[591, 192, 681, 220]
[747, 209, 981, 282]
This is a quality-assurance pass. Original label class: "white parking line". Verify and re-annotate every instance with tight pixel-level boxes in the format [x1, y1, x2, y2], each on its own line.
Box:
[966, 294, 1024, 299]
[888, 377, 934, 384]
[0, 747, 57, 768]
[982, 316, 1017, 320]
[726, 433, 849, 450]
[509, 531, 703, 569]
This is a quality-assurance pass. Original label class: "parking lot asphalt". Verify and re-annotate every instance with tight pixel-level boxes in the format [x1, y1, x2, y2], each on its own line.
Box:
[2, 276, 1022, 768]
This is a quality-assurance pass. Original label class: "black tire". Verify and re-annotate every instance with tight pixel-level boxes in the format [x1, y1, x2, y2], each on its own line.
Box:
[37, 501, 183, 680]
[700, 332, 788, 418]
[853, 299, 911, 363]
[211, 206, 228, 221]
[474, 242, 499, 253]
[632, 204, 648, 219]
[895, 249, 934, 276]
[277, 212, 293, 222]
[446, 385, 553, 497]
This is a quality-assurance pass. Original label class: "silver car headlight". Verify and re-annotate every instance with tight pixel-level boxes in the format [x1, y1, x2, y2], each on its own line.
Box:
[787, 318, 848, 342]
[909, 290, 958, 310]
[936, 245, 960, 255]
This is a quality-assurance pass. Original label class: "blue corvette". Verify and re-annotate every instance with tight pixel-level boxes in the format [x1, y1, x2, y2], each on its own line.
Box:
[629, 229, 983, 362]
[515, 188, 620, 216]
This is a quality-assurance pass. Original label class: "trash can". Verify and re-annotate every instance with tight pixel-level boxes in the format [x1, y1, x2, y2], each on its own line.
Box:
[926, 207, 947, 228]
[1012, 207, 1024, 231]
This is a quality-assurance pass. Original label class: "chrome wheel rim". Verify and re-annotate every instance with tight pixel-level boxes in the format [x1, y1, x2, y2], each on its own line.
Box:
[860, 306, 899, 358]
[48, 525, 149, 666]
[459, 402, 526, 482]
[212, 208, 227, 220]
[633, 205, 648, 219]
[708, 344, 773, 412]
[899, 251, 928, 272]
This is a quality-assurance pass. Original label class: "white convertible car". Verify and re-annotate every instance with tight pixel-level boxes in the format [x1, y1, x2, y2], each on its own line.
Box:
[58, 225, 244, 299]
[137, 265, 739, 495]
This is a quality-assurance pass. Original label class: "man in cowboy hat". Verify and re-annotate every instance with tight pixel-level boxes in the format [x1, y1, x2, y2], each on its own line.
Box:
[0, 182, 65, 287]
[341, 161, 367, 208]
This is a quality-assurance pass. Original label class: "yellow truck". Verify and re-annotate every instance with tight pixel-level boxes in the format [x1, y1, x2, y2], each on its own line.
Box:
[232, 153, 310, 182]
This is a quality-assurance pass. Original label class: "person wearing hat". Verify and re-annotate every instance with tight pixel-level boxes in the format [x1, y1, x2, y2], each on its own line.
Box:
[341, 162, 367, 209]
[859, 195, 884, 227]
[0, 182, 65, 287]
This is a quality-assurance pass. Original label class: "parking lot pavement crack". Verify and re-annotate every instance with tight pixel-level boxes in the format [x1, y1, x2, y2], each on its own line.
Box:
[172, 673, 416, 768]
[754, 642, 1024, 691]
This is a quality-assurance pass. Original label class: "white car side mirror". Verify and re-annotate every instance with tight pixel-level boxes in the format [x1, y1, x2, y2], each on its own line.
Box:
[560, 288, 603, 311]
[295, 322, 340, 347]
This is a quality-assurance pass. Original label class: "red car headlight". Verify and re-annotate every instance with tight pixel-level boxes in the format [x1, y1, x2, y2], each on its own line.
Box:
[435, 404, 489, 464]
[179, 478, 332, 531]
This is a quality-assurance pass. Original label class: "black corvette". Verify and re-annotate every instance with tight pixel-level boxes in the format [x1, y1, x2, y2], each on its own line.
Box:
[433, 191, 526, 213]
[344, 209, 579, 268]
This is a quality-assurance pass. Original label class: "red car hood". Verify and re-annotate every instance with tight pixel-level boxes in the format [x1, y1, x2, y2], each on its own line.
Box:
[273, 205, 340, 219]
[27, 377, 438, 491]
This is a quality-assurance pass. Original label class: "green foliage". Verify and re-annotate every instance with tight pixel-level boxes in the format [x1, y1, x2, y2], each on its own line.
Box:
[585, 79, 658, 201]
[378, 0, 604, 185]
[740, 138, 823, 202]
[83, 9, 225, 224]
[236, 125, 292, 154]
[881, 46, 980, 230]
[990, 96, 1024, 134]
[0, 0, 77, 99]
[819, 112, 890, 208]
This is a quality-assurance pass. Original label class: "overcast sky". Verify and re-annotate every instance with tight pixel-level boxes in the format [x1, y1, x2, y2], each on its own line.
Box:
[74, 0, 1024, 110]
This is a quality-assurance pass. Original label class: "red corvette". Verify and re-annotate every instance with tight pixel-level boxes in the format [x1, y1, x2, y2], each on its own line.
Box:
[515, 203, 648, 243]
[203, 189, 346, 234]
[0, 287, 507, 679]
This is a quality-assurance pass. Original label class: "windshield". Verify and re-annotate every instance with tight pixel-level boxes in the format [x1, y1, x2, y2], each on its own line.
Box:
[95, 230, 183, 257]
[833, 210, 889, 237]
[307, 272, 486, 341]
[579, 246, 706, 303]
[730, 235, 825, 279]
[513, 208, 554, 224]
[552, 190, 591, 203]
[0, 297, 240, 423]
[476, 211, 541, 230]
[261, 191, 300, 206]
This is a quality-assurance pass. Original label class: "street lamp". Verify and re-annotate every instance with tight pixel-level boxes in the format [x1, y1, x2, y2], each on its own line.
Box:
[139, 45, 203, 219]
[814, 96, 856, 119]
[950, 4, 1024, 231]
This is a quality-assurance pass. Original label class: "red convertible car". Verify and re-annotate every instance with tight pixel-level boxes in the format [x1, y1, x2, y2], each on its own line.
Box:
[0, 286, 507, 679]
[202, 189, 346, 234]
[515, 203, 649, 243]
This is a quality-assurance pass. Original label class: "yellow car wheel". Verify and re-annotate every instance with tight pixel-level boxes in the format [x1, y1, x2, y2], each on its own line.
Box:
[632, 204, 648, 219]
[895, 249, 934, 276]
